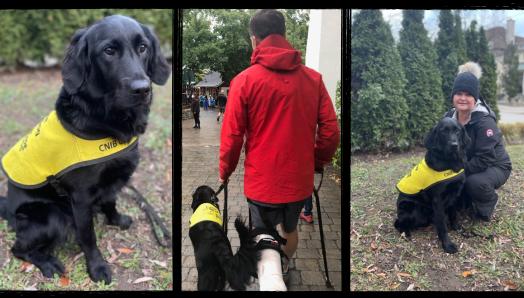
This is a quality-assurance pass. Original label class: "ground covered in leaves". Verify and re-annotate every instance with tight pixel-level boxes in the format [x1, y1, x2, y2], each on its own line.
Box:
[351, 145, 524, 291]
[0, 69, 172, 290]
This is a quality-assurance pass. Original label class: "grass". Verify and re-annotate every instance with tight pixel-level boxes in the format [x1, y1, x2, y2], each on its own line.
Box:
[0, 69, 172, 290]
[350, 145, 524, 291]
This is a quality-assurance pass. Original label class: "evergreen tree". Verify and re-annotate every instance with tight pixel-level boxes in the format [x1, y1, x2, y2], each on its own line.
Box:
[478, 26, 500, 120]
[453, 10, 468, 64]
[503, 42, 522, 102]
[465, 20, 479, 62]
[435, 10, 458, 105]
[398, 10, 444, 144]
[351, 10, 409, 152]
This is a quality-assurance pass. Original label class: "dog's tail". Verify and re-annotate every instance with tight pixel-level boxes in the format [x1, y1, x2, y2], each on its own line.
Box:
[223, 216, 259, 290]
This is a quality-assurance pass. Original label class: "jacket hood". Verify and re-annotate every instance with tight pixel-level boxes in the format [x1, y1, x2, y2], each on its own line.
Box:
[250, 34, 302, 71]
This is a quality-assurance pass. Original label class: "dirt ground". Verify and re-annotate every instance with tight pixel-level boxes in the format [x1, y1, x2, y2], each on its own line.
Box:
[0, 69, 172, 290]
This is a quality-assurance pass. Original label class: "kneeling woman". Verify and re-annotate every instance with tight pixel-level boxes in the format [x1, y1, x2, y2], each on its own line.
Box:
[445, 62, 512, 221]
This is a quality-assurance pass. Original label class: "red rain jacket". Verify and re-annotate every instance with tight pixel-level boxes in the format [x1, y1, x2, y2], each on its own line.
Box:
[219, 34, 340, 204]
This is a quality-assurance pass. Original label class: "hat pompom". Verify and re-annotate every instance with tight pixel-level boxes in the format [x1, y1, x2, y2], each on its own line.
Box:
[458, 61, 482, 79]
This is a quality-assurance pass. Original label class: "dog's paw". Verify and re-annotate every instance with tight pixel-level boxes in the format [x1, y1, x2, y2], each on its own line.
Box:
[87, 260, 112, 285]
[443, 242, 458, 254]
[38, 258, 65, 278]
[106, 214, 133, 230]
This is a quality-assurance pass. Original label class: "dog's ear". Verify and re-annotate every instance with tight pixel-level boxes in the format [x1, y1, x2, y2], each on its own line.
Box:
[62, 28, 90, 95]
[424, 123, 439, 150]
[141, 24, 171, 85]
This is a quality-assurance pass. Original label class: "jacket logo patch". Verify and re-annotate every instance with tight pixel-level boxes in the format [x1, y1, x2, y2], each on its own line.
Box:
[486, 129, 494, 137]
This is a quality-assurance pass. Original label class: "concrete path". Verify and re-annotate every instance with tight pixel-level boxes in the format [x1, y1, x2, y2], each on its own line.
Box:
[498, 103, 524, 124]
[181, 109, 342, 291]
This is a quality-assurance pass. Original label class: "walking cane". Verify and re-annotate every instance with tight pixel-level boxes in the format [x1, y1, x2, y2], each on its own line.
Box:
[313, 169, 333, 288]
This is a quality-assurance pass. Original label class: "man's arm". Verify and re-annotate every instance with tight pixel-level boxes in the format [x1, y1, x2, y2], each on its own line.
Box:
[315, 78, 340, 171]
[219, 76, 248, 182]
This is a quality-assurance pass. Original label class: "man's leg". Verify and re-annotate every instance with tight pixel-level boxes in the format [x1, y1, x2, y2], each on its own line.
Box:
[281, 228, 298, 258]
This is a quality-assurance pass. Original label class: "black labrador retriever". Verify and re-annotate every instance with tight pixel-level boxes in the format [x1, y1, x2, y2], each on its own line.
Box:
[189, 186, 258, 291]
[394, 117, 470, 254]
[0, 15, 170, 284]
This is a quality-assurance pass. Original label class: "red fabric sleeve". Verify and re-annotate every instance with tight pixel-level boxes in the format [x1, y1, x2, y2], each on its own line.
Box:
[314, 78, 340, 170]
[219, 75, 248, 181]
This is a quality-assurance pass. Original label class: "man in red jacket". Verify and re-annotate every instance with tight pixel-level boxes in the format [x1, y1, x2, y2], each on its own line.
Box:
[219, 9, 340, 280]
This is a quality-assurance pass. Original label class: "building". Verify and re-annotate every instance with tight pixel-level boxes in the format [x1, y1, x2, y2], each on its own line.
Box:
[305, 9, 342, 105]
[485, 18, 524, 98]
[193, 71, 226, 98]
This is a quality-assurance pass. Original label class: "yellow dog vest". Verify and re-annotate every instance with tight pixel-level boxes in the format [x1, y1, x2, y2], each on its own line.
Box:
[189, 203, 223, 228]
[396, 158, 464, 196]
[1, 110, 138, 189]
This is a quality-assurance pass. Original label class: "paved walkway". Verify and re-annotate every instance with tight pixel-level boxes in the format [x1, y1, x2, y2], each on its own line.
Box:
[181, 109, 342, 291]
[499, 103, 524, 124]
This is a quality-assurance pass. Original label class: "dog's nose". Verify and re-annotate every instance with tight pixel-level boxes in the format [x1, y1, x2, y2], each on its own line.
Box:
[130, 80, 151, 96]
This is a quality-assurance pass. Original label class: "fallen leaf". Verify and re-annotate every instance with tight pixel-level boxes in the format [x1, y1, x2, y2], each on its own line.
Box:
[149, 259, 167, 268]
[375, 273, 386, 278]
[132, 276, 154, 284]
[24, 283, 38, 291]
[59, 276, 71, 287]
[501, 280, 518, 291]
[462, 270, 476, 278]
[407, 283, 415, 291]
[20, 262, 34, 273]
[370, 241, 378, 251]
[117, 247, 134, 254]
[388, 282, 401, 289]
[397, 272, 412, 278]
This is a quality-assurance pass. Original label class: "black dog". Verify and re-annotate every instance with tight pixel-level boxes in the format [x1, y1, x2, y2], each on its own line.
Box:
[0, 15, 170, 284]
[394, 117, 470, 254]
[189, 185, 258, 291]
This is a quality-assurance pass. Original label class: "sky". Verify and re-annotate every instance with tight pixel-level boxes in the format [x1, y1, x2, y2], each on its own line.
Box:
[371, 10, 524, 41]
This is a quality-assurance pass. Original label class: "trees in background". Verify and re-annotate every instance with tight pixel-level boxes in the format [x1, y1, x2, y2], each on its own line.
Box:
[351, 10, 409, 152]
[0, 9, 172, 68]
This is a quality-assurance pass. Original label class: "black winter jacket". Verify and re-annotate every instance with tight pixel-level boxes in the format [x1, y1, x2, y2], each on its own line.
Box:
[445, 100, 512, 175]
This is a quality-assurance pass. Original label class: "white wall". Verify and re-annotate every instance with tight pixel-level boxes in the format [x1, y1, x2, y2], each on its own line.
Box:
[305, 9, 342, 104]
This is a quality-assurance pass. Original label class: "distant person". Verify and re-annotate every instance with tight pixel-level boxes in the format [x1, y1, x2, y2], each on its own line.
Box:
[191, 93, 201, 129]
[204, 95, 209, 111]
[217, 92, 227, 122]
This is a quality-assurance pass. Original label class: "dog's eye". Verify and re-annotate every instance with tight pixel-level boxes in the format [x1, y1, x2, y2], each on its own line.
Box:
[138, 44, 147, 54]
[104, 47, 116, 56]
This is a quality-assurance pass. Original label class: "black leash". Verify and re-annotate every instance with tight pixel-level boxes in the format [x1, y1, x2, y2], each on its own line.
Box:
[215, 183, 228, 236]
[123, 185, 172, 247]
[313, 170, 333, 289]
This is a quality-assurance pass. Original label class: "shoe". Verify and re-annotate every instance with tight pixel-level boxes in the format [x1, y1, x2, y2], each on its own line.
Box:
[217, 116, 220, 121]
[300, 212, 313, 224]
[193, 125, 197, 128]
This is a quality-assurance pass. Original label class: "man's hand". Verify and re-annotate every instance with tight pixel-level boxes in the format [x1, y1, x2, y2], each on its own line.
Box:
[219, 177, 228, 185]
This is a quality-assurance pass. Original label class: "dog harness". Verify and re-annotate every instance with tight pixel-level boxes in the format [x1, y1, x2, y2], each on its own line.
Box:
[396, 158, 464, 196]
[1, 110, 138, 189]
[189, 203, 223, 227]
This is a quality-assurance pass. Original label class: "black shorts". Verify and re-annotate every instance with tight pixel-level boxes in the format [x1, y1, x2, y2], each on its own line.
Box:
[247, 197, 310, 233]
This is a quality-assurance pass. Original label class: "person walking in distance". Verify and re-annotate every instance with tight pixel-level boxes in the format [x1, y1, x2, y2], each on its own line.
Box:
[217, 92, 227, 122]
[191, 92, 201, 129]
[218, 9, 340, 289]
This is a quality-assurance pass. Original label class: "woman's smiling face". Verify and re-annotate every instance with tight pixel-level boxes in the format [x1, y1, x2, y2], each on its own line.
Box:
[453, 91, 476, 113]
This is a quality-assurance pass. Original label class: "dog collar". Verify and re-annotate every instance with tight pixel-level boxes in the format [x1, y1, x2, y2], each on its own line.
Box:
[397, 158, 464, 196]
[189, 203, 222, 228]
[1, 110, 138, 189]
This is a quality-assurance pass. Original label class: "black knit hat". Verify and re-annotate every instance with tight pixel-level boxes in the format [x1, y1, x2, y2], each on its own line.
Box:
[451, 71, 479, 100]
